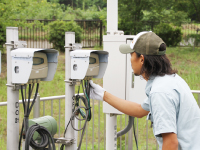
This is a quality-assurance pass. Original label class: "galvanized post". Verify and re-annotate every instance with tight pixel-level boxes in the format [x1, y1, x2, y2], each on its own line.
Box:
[128, 125, 133, 149]
[198, 93, 200, 108]
[65, 32, 76, 150]
[6, 27, 20, 150]
[106, 114, 117, 150]
[105, 0, 118, 149]
[33, 93, 40, 118]
[107, 0, 118, 32]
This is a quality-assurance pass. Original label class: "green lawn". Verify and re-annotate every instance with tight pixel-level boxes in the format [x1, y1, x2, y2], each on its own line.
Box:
[0, 46, 200, 150]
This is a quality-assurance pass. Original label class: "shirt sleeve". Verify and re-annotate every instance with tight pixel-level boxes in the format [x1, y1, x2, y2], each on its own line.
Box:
[150, 92, 177, 136]
[141, 97, 150, 111]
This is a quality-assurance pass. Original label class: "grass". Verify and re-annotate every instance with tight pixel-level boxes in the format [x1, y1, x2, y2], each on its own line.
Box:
[0, 47, 200, 150]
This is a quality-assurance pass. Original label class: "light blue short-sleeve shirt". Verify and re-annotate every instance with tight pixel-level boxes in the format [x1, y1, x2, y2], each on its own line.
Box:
[141, 74, 200, 150]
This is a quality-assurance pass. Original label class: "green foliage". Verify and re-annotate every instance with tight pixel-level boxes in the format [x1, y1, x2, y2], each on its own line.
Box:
[141, 0, 190, 26]
[0, 22, 6, 49]
[51, 0, 107, 10]
[48, 20, 82, 52]
[61, 6, 106, 20]
[0, 0, 106, 20]
[173, 0, 200, 22]
[154, 23, 182, 46]
[118, 0, 151, 35]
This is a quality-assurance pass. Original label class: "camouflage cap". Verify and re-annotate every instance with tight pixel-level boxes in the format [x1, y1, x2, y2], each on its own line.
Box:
[119, 31, 166, 55]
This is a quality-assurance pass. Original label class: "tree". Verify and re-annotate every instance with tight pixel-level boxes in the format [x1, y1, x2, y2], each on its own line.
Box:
[118, 0, 151, 34]
[173, 0, 200, 22]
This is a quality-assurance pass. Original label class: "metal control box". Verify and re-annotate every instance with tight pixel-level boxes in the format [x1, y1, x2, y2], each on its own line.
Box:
[70, 50, 109, 80]
[103, 34, 147, 114]
[11, 48, 59, 84]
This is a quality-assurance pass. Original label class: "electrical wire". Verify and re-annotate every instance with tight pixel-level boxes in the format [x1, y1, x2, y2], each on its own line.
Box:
[60, 80, 92, 150]
[19, 83, 55, 150]
[25, 124, 56, 150]
[133, 118, 138, 150]
[19, 83, 39, 150]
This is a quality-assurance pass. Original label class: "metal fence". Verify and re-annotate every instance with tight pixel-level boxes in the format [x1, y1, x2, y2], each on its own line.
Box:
[1, 90, 200, 149]
[133, 21, 200, 47]
[17, 19, 105, 49]
[15, 19, 200, 49]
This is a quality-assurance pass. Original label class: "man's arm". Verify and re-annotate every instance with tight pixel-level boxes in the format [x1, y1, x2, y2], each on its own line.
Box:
[103, 91, 149, 118]
[162, 133, 178, 150]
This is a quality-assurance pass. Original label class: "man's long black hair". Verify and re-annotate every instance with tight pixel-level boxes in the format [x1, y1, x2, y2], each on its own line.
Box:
[136, 43, 177, 80]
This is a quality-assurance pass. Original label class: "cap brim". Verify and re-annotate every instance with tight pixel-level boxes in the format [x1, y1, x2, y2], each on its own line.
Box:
[119, 44, 135, 54]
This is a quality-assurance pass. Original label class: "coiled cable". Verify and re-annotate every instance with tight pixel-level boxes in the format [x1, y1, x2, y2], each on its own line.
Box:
[60, 80, 91, 150]
[25, 124, 56, 150]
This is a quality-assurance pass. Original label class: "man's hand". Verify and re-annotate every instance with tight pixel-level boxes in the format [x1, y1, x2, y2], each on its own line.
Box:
[162, 133, 178, 150]
[89, 80, 106, 101]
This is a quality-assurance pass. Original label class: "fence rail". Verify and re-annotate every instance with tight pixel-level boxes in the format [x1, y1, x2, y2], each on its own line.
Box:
[1, 91, 200, 149]
[13, 19, 200, 49]
[15, 19, 105, 49]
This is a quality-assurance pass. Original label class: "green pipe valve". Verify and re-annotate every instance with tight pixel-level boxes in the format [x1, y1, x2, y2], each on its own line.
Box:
[29, 116, 57, 140]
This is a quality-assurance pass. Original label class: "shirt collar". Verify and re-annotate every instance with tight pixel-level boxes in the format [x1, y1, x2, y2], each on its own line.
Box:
[145, 76, 155, 96]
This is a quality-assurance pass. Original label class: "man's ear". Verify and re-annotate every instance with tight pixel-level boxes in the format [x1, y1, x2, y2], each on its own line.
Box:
[140, 55, 144, 64]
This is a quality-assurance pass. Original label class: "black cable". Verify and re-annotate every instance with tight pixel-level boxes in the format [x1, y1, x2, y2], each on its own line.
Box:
[28, 83, 39, 115]
[27, 84, 31, 113]
[19, 83, 46, 150]
[18, 121, 24, 150]
[133, 118, 138, 150]
[61, 80, 92, 150]
[84, 80, 91, 121]
[25, 124, 56, 150]
[21, 85, 25, 113]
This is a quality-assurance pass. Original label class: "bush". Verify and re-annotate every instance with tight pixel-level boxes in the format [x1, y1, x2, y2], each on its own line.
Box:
[0, 23, 6, 49]
[49, 20, 82, 52]
[154, 23, 182, 47]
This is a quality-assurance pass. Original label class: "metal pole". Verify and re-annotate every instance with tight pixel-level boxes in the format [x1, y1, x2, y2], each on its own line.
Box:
[128, 125, 133, 149]
[65, 32, 76, 150]
[6, 27, 20, 150]
[106, 114, 117, 150]
[107, 0, 118, 32]
[105, 0, 118, 149]
[33, 93, 40, 118]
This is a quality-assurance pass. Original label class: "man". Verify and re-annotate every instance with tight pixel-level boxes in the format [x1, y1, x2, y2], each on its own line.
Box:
[89, 31, 200, 150]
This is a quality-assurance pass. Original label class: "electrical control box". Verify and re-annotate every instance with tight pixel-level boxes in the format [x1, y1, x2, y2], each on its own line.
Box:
[11, 48, 59, 84]
[103, 34, 147, 114]
[70, 50, 108, 80]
